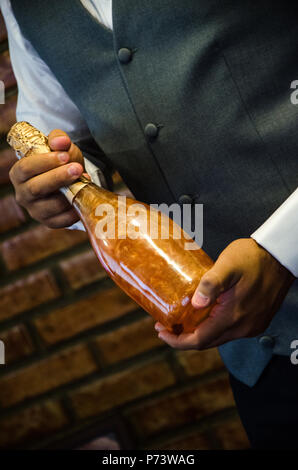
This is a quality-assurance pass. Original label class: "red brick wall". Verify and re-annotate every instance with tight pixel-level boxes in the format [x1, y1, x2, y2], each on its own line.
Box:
[0, 11, 249, 450]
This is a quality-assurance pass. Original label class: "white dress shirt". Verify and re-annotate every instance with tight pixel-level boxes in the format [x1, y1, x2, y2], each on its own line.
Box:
[1, 0, 298, 276]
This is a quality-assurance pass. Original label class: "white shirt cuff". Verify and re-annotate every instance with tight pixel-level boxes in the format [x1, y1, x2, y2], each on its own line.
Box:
[67, 220, 86, 231]
[66, 157, 103, 232]
[251, 188, 298, 277]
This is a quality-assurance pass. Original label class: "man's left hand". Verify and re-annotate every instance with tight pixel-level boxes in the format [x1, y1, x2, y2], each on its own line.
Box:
[155, 238, 295, 349]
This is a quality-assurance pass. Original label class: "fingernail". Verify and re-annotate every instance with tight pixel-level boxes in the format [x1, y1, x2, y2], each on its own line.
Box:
[68, 164, 81, 176]
[155, 324, 166, 332]
[51, 135, 69, 146]
[193, 292, 210, 306]
[58, 152, 69, 163]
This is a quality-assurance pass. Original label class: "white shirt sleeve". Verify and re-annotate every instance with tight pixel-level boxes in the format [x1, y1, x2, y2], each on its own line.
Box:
[251, 188, 298, 277]
[1, 0, 90, 141]
[1, 0, 107, 231]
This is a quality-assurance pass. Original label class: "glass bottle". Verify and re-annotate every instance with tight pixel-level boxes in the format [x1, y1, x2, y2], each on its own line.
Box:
[8, 121, 214, 334]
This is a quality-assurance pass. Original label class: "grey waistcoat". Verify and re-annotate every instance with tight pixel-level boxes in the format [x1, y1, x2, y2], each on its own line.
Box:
[11, 0, 298, 386]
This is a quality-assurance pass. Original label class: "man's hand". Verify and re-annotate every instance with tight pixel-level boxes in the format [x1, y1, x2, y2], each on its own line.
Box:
[9, 129, 85, 228]
[155, 238, 295, 349]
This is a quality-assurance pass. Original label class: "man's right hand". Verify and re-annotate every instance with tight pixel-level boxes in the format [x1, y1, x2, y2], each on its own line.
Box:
[9, 129, 85, 228]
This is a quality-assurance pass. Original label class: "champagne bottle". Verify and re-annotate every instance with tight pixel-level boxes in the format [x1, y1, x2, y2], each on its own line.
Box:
[7, 121, 214, 334]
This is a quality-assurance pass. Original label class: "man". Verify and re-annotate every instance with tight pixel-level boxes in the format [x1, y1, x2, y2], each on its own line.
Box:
[1, 0, 298, 449]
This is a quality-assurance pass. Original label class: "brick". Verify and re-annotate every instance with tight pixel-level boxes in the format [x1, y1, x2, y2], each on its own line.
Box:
[0, 269, 60, 321]
[175, 348, 224, 377]
[1, 224, 88, 270]
[0, 50, 16, 89]
[0, 400, 68, 448]
[34, 287, 138, 345]
[126, 375, 235, 437]
[158, 430, 210, 450]
[96, 317, 163, 365]
[0, 325, 34, 364]
[212, 417, 250, 449]
[0, 94, 16, 135]
[0, 148, 17, 185]
[0, 195, 26, 233]
[159, 418, 249, 450]
[70, 359, 176, 419]
[0, 344, 97, 407]
[59, 249, 107, 290]
[0, 11, 7, 42]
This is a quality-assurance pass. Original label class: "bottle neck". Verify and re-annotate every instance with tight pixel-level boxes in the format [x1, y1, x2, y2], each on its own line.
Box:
[60, 177, 90, 204]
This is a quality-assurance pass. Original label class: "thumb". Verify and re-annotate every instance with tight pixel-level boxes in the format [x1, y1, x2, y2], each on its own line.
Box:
[48, 129, 72, 152]
[192, 253, 241, 308]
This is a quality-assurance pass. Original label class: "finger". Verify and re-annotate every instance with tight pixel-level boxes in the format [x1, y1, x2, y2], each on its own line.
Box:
[154, 322, 166, 332]
[157, 316, 235, 350]
[29, 193, 71, 221]
[22, 162, 83, 201]
[10, 151, 70, 184]
[48, 129, 84, 165]
[155, 321, 200, 349]
[48, 129, 71, 152]
[158, 300, 238, 350]
[157, 313, 233, 350]
[186, 303, 236, 349]
[44, 207, 79, 229]
[67, 142, 85, 165]
[157, 328, 203, 350]
[192, 258, 241, 308]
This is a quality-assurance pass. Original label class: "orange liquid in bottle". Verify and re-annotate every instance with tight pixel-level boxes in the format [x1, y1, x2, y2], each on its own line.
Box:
[6, 121, 214, 334]
[73, 183, 214, 334]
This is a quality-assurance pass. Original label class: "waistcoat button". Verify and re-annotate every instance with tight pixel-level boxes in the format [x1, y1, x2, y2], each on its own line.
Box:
[118, 47, 133, 63]
[178, 194, 194, 205]
[258, 335, 275, 348]
[144, 123, 159, 139]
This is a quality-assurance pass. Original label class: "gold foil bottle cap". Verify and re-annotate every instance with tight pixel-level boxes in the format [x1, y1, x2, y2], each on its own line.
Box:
[7, 121, 90, 203]
[7, 121, 50, 158]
